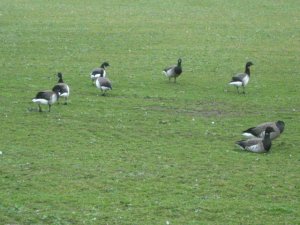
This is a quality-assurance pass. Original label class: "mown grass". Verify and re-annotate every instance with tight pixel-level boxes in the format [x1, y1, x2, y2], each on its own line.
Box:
[0, 0, 299, 224]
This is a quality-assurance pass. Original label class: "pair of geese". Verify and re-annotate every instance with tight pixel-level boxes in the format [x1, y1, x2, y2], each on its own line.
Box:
[237, 121, 285, 153]
[164, 58, 253, 94]
[90, 59, 183, 93]
[32, 72, 70, 112]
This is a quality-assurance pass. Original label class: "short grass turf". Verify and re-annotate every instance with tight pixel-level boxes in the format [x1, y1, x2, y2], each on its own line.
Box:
[0, 0, 299, 224]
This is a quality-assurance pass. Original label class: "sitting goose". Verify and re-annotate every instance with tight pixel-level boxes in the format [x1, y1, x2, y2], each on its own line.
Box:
[52, 72, 70, 105]
[228, 61, 253, 94]
[163, 58, 182, 83]
[96, 76, 112, 96]
[32, 90, 59, 112]
[242, 120, 285, 140]
[236, 127, 275, 153]
[90, 62, 110, 84]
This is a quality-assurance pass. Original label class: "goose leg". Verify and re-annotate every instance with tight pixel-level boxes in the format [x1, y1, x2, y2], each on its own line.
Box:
[48, 104, 51, 112]
[242, 86, 246, 94]
[64, 97, 68, 105]
[236, 86, 240, 94]
[38, 104, 42, 112]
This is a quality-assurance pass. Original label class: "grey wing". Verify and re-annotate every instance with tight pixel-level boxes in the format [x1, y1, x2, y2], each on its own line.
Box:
[91, 68, 104, 76]
[53, 84, 68, 94]
[243, 122, 271, 138]
[244, 138, 265, 152]
[99, 77, 112, 88]
[163, 65, 176, 72]
[244, 138, 261, 146]
[36, 91, 52, 100]
[255, 122, 279, 138]
[232, 73, 246, 82]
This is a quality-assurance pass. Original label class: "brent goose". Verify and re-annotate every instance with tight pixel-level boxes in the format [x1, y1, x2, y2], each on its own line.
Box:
[52, 72, 70, 105]
[236, 127, 275, 153]
[242, 121, 285, 140]
[163, 58, 183, 83]
[229, 62, 253, 94]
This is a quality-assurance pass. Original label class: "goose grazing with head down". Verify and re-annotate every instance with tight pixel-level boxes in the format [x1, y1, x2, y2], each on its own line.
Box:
[163, 58, 182, 83]
[90, 62, 110, 84]
[96, 76, 112, 96]
[228, 61, 253, 94]
[32, 90, 59, 112]
[236, 127, 275, 153]
[242, 120, 285, 140]
[52, 72, 70, 105]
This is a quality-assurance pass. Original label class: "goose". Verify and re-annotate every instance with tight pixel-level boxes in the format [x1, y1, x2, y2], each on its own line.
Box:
[32, 90, 59, 112]
[163, 58, 182, 83]
[228, 61, 253, 94]
[236, 127, 275, 153]
[52, 72, 70, 105]
[242, 120, 285, 140]
[90, 62, 110, 84]
[96, 76, 112, 96]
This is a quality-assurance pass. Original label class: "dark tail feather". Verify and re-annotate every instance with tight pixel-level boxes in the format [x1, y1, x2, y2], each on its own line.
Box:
[235, 140, 245, 149]
[242, 127, 255, 134]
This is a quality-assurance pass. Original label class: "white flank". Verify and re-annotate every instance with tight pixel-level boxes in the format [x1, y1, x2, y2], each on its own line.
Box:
[229, 81, 243, 87]
[60, 92, 69, 97]
[162, 69, 174, 77]
[91, 74, 100, 80]
[59, 86, 70, 97]
[166, 69, 174, 77]
[242, 133, 256, 139]
[32, 99, 49, 105]
[246, 144, 262, 153]
[101, 86, 111, 91]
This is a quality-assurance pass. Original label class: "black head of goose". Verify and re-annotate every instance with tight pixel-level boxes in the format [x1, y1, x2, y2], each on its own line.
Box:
[32, 89, 59, 112]
[228, 61, 253, 94]
[162, 58, 183, 83]
[96, 76, 112, 96]
[236, 126, 275, 153]
[90, 62, 110, 83]
[52, 72, 70, 105]
[242, 120, 285, 140]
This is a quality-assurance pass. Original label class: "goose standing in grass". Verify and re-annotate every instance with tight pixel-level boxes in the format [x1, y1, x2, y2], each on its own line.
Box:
[32, 90, 59, 112]
[242, 120, 285, 140]
[228, 61, 253, 94]
[236, 127, 275, 153]
[90, 62, 110, 84]
[52, 72, 70, 105]
[96, 76, 112, 96]
[163, 58, 182, 83]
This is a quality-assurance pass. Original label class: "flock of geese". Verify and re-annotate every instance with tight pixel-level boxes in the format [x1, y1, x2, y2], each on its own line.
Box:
[31, 59, 285, 153]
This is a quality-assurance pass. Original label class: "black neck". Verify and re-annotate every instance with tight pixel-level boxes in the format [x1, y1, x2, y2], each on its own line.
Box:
[245, 66, 250, 76]
[262, 133, 272, 151]
[58, 77, 64, 83]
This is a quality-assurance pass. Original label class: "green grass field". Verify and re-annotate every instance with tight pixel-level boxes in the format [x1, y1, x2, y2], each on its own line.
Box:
[1, 0, 299, 224]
